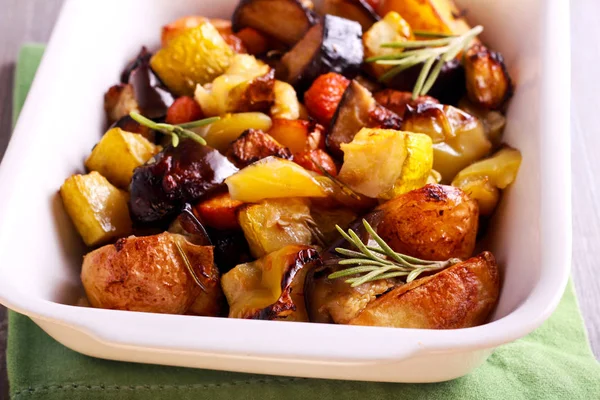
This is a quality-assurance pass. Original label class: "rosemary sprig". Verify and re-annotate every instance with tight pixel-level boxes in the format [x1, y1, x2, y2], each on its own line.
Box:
[328, 219, 461, 287]
[366, 25, 483, 100]
[129, 111, 219, 147]
[174, 240, 207, 292]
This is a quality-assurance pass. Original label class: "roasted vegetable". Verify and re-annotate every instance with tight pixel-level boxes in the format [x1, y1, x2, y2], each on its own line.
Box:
[236, 27, 270, 55]
[279, 15, 363, 94]
[327, 80, 402, 158]
[195, 112, 273, 152]
[374, 89, 438, 118]
[61, 172, 132, 247]
[377, 184, 478, 260]
[151, 22, 234, 96]
[222, 245, 321, 320]
[110, 115, 155, 143]
[195, 54, 275, 116]
[267, 118, 325, 153]
[310, 206, 357, 244]
[348, 252, 499, 328]
[165, 96, 204, 125]
[294, 149, 338, 176]
[104, 84, 139, 125]
[121, 47, 175, 120]
[304, 72, 350, 126]
[239, 198, 315, 257]
[458, 98, 506, 148]
[270, 80, 300, 120]
[85, 127, 159, 189]
[209, 229, 253, 273]
[402, 103, 492, 182]
[129, 140, 238, 225]
[378, 0, 471, 35]
[321, 0, 380, 31]
[225, 157, 326, 202]
[168, 206, 212, 246]
[227, 129, 292, 167]
[161, 16, 243, 50]
[81, 232, 224, 316]
[452, 147, 522, 215]
[337, 128, 433, 198]
[464, 43, 513, 110]
[232, 0, 318, 46]
[195, 192, 244, 230]
[385, 58, 465, 105]
[363, 11, 413, 78]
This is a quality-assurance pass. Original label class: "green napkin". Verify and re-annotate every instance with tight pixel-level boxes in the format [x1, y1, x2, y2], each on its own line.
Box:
[7, 45, 600, 400]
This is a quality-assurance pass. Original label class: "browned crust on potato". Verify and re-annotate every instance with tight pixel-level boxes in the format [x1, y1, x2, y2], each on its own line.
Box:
[233, 68, 276, 113]
[377, 184, 479, 261]
[348, 251, 500, 329]
[104, 84, 139, 124]
[464, 43, 513, 110]
[227, 129, 293, 167]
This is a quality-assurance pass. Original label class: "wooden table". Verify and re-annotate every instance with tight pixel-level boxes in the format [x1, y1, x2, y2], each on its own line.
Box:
[0, 0, 598, 396]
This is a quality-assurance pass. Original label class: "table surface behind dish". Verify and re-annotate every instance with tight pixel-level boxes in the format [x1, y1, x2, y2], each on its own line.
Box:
[0, 0, 598, 397]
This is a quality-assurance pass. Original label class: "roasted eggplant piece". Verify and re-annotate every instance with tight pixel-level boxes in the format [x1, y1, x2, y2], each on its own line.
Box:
[81, 232, 224, 316]
[374, 89, 439, 119]
[232, 0, 318, 46]
[121, 47, 174, 120]
[402, 103, 492, 182]
[327, 80, 401, 158]
[209, 228, 253, 274]
[385, 58, 465, 105]
[168, 206, 212, 246]
[376, 184, 478, 261]
[129, 140, 238, 225]
[463, 43, 513, 110]
[226, 129, 292, 168]
[279, 15, 363, 95]
[347, 252, 499, 328]
[321, 0, 380, 31]
[222, 245, 321, 321]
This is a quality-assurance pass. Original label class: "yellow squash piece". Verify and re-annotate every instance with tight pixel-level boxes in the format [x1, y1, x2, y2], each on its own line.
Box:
[221, 245, 320, 321]
[225, 156, 326, 202]
[85, 127, 159, 189]
[452, 147, 522, 215]
[363, 12, 413, 78]
[239, 198, 314, 258]
[60, 171, 132, 246]
[151, 22, 234, 96]
[195, 112, 272, 152]
[337, 128, 433, 199]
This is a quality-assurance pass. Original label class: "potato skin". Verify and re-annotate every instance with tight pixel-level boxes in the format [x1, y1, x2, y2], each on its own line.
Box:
[349, 251, 500, 328]
[81, 232, 223, 315]
[377, 184, 478, 260]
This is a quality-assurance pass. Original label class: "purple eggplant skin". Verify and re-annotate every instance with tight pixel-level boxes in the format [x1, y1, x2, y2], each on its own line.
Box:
[121, 47, 174, 119]
[129, 140, 238, 226]
[385, 58, 466, 106]
[321, 0, 380, 31]
[280, 14, 364, 95]
[208, 228, 253, 274]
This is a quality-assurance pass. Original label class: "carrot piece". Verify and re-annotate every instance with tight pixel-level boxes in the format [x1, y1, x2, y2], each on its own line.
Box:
[304, 73, 350, 126]
[195, 192, 244, 230]
[165, 96, 204, 125]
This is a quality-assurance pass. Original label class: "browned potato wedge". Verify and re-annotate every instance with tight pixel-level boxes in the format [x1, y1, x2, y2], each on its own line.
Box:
[464, 43, 513, 110]
[348, 251, 499, 328]
[222, 245, 321, 320]
[81, 232, 223, 315]
[377, 184, 478, 260]
[104, 84, 139, 125]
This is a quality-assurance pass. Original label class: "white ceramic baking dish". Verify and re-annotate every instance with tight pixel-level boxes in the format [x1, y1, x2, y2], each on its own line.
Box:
[0, 0, 571, 382]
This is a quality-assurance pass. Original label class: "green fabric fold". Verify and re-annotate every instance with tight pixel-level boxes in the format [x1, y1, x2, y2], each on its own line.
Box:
[6, 44, 600, 400]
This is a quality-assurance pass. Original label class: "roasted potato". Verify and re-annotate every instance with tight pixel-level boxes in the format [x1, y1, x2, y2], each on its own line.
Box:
[238, 197, 315, 257]
[60, 172, 132, 246]
[310, 206, 357, 244]
[195, 54, 274, 116]
[337, 128, 433, 199]
[196, 112, 273, 152]
[452, 147, 522, 215]
[85, 127, 160, 189]
[402, 103, 492, 182]
[226, 129, 292, 168]
[378, 0, 471, 35]
[293, 149, 338, 176]
[464, 43, 513, 110]
[104, 84, 139, 125]
[377, 184, 478, 260]
[225, 157, 326, 202]
[222, 245, 321, 320]
[348, 252, 499, 328]
[110, 115, 155, 143]
[151, 22, 234, 96]
[270, 80, 301, 120]
[81, 232, 223, 316]
[195, 192, 244, 230]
